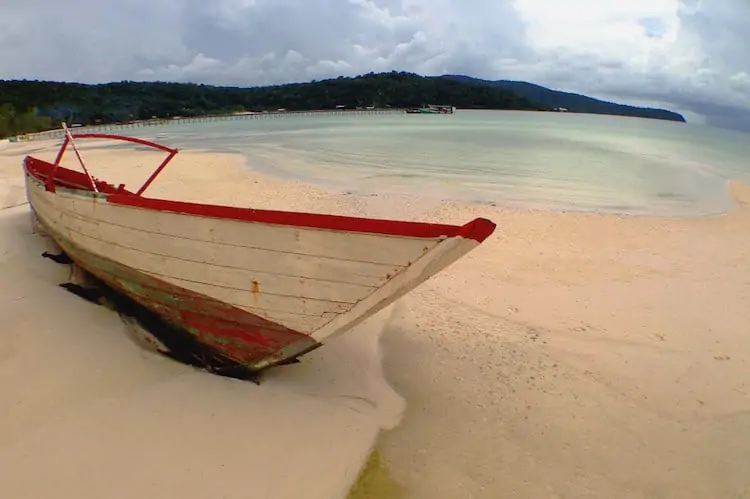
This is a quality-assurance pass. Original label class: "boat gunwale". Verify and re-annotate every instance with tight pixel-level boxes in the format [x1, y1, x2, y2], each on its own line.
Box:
[24, 154, 497, 242]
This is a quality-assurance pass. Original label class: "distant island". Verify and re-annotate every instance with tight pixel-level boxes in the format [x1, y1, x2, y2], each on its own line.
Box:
[441, 75, 687, 123]
[0, 71, 685, 139]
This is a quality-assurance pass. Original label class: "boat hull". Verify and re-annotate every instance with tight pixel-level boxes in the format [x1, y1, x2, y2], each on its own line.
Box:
[23, 153, 496, 374]
[37, 217, 320, 376]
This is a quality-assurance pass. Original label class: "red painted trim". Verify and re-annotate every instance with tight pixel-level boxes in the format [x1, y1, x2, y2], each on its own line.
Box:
[25, 157, 135, 195]
[108, 194, 497, 242]
[41, 132, 179, 196]
[68, 133, 179, 154]
[53, 136, 70, 165]
[135, 149, 178, 196]
[456, 217, 497, 243]
[47, 135, 72, 192]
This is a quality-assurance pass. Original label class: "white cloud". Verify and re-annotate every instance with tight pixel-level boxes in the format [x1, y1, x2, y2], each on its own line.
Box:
[0, 0, 747, 129]
[515, 0, 681, 49]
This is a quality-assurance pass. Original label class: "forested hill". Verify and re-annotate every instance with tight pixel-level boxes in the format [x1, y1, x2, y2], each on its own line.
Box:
[1, 71, 686, 138]
[441, 74, 686, 122]
[0, 72, 543, 137]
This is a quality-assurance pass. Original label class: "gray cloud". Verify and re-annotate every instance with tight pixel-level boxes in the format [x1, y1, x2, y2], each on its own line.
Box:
[0, 0, 747, 130]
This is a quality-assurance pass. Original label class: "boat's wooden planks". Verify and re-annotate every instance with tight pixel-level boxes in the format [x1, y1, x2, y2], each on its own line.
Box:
[310, 236, 480, 342]
[44, 227, 320, 366]
[31, 199, 353, 323]
[30, 184, 419, 330]
[34, 196, 379, 301]
[31, 202, 338, 333]
[154, 275, 346, 325]
[53, 186, 443, 266]
[30, 187, 404, 285]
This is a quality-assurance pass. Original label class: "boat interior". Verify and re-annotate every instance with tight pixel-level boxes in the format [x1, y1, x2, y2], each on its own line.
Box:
[24, 156, 134, 195]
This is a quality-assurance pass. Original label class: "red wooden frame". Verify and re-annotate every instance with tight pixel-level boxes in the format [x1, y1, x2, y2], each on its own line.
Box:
[49, 132, 179, 196]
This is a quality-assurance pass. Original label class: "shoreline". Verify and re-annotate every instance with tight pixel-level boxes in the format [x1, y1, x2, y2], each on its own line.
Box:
[236, 147, 743, 221]
[3, 105, 689, 144]
[224, 141, 736, 220]
[12, 114, 741, 220]
[5, 135, 742, 222]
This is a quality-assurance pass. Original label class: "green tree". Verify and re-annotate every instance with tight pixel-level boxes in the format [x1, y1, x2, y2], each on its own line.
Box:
[0, 72, 551, 133]
[0, 103, 53, 138]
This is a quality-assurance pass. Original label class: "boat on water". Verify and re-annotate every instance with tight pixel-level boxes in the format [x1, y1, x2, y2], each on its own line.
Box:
[23, 124, 496, 380]
[405, 105, 455, 114]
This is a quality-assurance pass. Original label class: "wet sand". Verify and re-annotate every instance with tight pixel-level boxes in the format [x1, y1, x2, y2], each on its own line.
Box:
[1, 139, 749, 498]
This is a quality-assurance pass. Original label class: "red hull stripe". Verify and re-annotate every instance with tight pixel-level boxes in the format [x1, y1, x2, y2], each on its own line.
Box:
[25, 156, 136, 195]
[26, 155, 497, 243]
[108, 194, 497, 242]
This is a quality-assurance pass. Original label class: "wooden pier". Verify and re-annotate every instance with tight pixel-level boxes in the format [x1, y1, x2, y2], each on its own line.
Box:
[17, 108, 406, 142]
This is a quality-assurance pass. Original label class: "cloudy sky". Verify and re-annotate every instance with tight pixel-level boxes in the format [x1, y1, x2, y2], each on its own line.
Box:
[1, 0, 748, 130]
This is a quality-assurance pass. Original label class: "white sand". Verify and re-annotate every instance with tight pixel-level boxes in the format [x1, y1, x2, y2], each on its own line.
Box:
[375, 186, 750, 497]
[0, 142, 404, 499]
[3, 138, 750, 498]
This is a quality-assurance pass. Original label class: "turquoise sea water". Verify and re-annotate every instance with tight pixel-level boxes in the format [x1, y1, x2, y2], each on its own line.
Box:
[129, 110, 750, 216]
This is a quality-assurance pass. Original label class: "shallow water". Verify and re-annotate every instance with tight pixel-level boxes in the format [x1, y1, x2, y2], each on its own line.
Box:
[120, 110, 749, 216]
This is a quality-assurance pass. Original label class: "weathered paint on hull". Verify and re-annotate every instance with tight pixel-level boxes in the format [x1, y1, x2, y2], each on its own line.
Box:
[36, 216, 322, 374]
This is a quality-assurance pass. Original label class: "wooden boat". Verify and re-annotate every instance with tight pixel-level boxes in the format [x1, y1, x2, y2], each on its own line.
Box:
[405, 105, 454, 115]
[23, 125, 496, 379]
[405, 108, 438, 114]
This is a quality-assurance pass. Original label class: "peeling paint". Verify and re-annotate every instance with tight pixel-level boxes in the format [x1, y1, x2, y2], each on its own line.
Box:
[251, 279, 261, 307]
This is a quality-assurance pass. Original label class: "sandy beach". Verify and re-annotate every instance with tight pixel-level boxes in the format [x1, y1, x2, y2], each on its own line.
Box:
[2, 139, 750, 498]
[376, 188, 750, 498]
